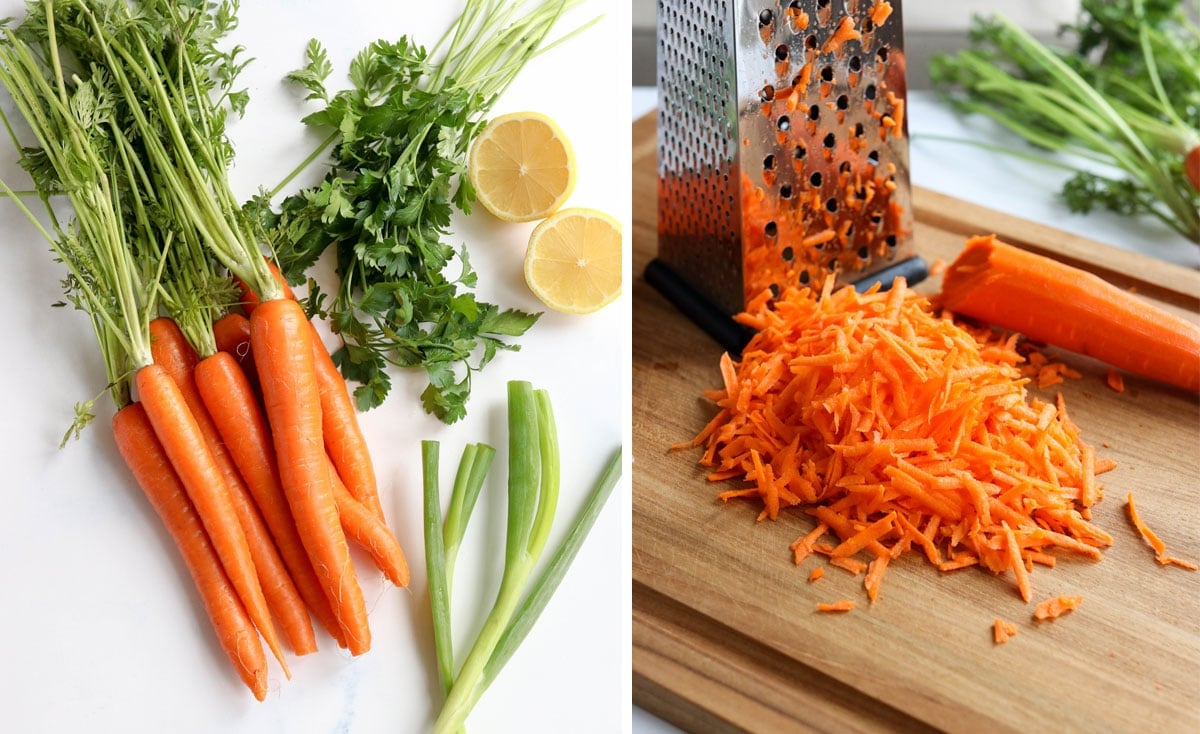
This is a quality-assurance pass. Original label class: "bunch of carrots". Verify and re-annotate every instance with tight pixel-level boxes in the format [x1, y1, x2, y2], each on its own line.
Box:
[0, 1, 407, 698]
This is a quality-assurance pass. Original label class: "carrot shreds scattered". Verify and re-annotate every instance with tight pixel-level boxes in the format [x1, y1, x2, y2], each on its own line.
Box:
[1126, 493, 1198, 571]
[680, 276, 1114, 605]
[1033, 595, 1083, 620]
[817, 599, 855, 613]
[993, 618, 1019, 644]
[808, 566, 825, 583]
[1106, 368, 1125, 393]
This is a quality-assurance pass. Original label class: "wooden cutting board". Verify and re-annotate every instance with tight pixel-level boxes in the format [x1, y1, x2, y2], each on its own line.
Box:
[631, 112, 1200, 734]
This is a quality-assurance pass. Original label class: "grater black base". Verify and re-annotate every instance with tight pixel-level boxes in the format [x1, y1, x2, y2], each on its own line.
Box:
[644, 256, 929, 357]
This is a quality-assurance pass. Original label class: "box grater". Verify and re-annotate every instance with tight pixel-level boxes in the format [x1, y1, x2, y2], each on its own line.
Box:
[650, 0, 926, 351]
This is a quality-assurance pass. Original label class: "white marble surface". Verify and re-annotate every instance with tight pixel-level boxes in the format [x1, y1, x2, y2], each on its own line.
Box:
[630, 81, 1197, 733]
[0, 4, 629, 733]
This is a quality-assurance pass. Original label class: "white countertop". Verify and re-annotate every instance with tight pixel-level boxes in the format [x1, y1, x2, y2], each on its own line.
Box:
[631, 82, 1197, 734]
[0, 4, 629, 733]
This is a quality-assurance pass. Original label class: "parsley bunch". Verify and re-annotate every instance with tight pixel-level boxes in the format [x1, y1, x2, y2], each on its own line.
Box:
[253, 1, 594, 423]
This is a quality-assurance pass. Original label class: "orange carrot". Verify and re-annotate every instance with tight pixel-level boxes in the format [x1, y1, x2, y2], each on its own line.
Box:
[1186, 145, 1200, 193]
[940, 235, 1200, 392]
[1033, 595, 1083, 620]
[808, 566, 824, 583]
[194, 350, 348, 648]
[251, 297, 371, 655]
[235, 270, 387, 524]
[237, 260, 295, 316]
[312, 333, 386, 522]
[212, 312, 261, 397]
[328, 459, 410, 587]
[151, 319, 314, 659]
[817, 599, 855, 613]
[992, 618, 1018, 645]
[113, 403, 268, 700]
[680, 274, 1113, 608]
[135, 364, 290, 671]
[1126, 493, 1198, 571]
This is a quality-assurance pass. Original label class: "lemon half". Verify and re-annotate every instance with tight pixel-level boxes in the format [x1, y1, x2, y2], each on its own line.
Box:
[468, 112, 576, 222]
[524, 208, 622, 314]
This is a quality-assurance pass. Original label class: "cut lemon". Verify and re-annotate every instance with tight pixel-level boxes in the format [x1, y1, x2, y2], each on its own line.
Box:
[468, 111, 576, 222]
[524, 208, 622, 314]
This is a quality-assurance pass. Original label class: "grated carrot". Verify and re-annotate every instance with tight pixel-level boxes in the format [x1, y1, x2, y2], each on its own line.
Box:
[1106, 368, 1125, 393]
[1033, 595, 1083, 620]
[808, 566, 824, 583]
[817, 599, 855, 613]
[679, 276, 1114, 607]
[993, 618, 1019, 644]
[1126, 493, 1198, 571]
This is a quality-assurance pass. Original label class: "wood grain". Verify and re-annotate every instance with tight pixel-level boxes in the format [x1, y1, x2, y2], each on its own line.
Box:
[632, 112, 1200, 733]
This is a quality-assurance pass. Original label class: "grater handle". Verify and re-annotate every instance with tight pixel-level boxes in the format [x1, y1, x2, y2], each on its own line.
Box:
[644, 258, 755, 356]
[851, 256, 930, 293]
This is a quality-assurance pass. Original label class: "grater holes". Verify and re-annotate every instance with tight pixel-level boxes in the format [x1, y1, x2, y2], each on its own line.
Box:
[763, 154, 776, 171]
[808, 104, 821, 121]
[849, 55, 861, 73]
[820, 65, 834, 83]
[765, 221, 778, 238]
[778, 116, 791, 131]
[794, 143, 807, 160]
[865, 84, 877, 101]
[799, 270, 811, 285]
[823, 132, 836, 148]
[775, 44, 789, 62]
[836, 94, 848, 110]
[782, 246, 794, 262]
[809, 171, 822, 187]
[805, 34, 818, 51]
[877, 46, 889, 63]
[758, 8, 773, 26]
[780, 184, 793, 199]
[825, 197, 838, 213]
[760, 84, 775, 102]
[867, 149, 879, 165]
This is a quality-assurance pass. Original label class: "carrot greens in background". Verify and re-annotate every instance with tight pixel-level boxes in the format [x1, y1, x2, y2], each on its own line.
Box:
[930, 0, 1200, 242]
[252, 0, 599, 423]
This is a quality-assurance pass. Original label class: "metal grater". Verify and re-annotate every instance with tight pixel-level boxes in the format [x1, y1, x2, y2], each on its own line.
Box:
[652, 0, 926, 333]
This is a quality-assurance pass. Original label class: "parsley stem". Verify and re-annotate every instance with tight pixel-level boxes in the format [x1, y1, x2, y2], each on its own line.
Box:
[266, 129, 340, 200]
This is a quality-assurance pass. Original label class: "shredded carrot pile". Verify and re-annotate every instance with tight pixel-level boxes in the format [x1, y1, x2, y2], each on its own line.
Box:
[992, 618, 1019, 644]
[1033, 595, 1083, 620]
[676, 278, 1114, 605]
[1126, 493, 1198, 570]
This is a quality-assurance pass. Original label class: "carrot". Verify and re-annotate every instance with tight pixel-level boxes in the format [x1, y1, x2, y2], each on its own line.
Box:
[1033, 594, 1083, 620]
[237, 259, 294, 316]
[940, 235, 1200, 392]
[113, 403, 268, 700]
[328, 459, 410, 587]
[251, 297, 371, 655]
[679, 274, 1113, 609]
[194, 350, 348, 647]
[1126, 493, 1198, 571]
[992, 618, 1018, 645]
[313, 333, 386, 523]
[135, 364, 290, 671]
[808, 566, 824, 582]
[1186, 145, 1200, 193]
[816, 599, 855, 612]
[1105, 368, 1125, 393]
[212, 312, 261, 397]
[234, 270, 387, 524]
[150, 319, 314, 659]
